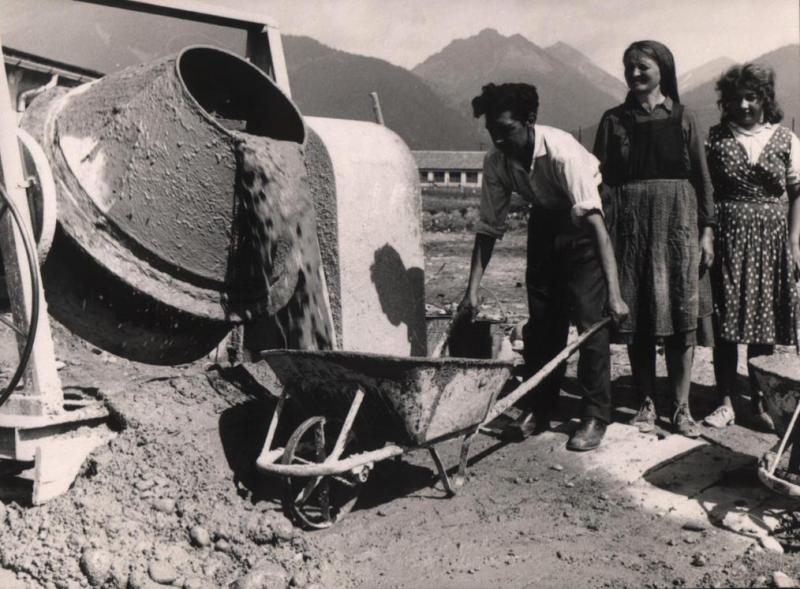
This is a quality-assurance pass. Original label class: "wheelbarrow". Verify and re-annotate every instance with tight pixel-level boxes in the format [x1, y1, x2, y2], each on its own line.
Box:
[255, 319, 609, 528]
[750, 352, 800, 497]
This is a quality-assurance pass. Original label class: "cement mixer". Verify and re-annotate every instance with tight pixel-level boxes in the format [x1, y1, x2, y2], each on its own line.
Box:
[16, 45, 426, 365]
[0, 2, 426, 504]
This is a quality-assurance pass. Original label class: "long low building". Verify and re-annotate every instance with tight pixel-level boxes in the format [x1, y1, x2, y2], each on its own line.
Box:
[412, 150, 486, 189]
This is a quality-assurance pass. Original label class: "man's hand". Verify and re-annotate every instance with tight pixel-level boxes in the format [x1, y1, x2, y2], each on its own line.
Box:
[608, 295, 629, 326]
[457, 291, 481, 322]
[699, 227, 714, 274]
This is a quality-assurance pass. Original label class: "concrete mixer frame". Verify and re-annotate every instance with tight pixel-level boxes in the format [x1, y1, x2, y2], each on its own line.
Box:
[76, 0, 292, 96]
[0, 29, 116, 505]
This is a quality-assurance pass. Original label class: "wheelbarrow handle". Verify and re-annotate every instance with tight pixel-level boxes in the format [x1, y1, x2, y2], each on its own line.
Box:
[768, 396, 800, 476]
[483, 317, 612, 425]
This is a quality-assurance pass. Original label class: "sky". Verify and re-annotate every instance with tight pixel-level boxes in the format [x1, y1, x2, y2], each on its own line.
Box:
[217, 0, 800, 77]
[1, 0, 798, 78]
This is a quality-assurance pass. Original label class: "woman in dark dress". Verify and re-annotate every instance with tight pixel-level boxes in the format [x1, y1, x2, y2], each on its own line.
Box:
[704, 63, 800, 430]
[593, 40, 715, 438]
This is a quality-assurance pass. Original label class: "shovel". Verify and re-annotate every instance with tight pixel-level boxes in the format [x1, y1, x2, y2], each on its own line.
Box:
[430, 305, 471, 358]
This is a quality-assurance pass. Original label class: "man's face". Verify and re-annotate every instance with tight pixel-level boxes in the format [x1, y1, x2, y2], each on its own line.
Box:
[485, 110, 531, 161]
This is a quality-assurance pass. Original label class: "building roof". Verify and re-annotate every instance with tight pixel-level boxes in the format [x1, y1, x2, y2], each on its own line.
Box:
[412, 151, 486, 170]
[3, 46, 102, 83]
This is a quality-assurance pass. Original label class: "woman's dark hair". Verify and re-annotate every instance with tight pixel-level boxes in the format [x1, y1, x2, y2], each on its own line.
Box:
[471, 83, 539, 122]
[715, 63, 783, 124]
[623, 40, 680, 103]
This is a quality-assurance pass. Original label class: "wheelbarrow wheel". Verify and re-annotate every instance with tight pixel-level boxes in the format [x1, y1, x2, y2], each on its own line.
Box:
[281, 415, 363, 529]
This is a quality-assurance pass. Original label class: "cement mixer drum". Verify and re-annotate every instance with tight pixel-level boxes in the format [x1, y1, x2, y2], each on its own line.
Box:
[21, 46, 326, 364]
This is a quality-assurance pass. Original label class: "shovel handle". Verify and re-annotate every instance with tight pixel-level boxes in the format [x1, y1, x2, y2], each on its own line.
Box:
[430, 306, 469, 358]
[483, 317, 611, 425]
[768, 399, 800, 476]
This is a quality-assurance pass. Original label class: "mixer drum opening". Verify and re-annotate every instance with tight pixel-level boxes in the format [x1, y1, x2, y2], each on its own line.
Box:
[177, 46, 305, 143]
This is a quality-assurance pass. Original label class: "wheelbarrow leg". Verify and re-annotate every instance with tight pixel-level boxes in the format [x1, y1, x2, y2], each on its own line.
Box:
[454, 430, 478, 489]
[428, 447, 455, 497]
[256, 388, 290, 467]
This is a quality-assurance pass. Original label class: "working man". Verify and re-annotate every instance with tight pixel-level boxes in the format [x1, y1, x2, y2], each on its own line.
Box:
[461, 83, 628, 451]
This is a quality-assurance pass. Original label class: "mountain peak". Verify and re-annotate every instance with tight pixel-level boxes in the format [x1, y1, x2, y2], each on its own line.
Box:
[545, 42, 627, 101]
[475, 27, 503, 38]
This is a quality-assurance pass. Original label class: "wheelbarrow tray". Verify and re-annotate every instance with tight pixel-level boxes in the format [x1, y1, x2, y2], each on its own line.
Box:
[261, 349, 513, 447]
[750, 353, 800, 497]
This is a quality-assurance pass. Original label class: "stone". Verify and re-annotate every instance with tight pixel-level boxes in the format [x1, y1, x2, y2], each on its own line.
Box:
[153, 498, 176, 514]
[79, 549, 112, 587]
[773, 571, 799, 588]
[148, 560, 178, 585]
[290, 570, 309, 587]
[690, 553, 707, 567]
[759, 536, 785, 554]
[108, 560, 129, 589]
[214, 539, 232, 554]
[681, 521, 706, 532]
[190, 526, 212, 548]
[271, 519, 295, 543]
[231, 562, 288, 589]
[184, 577, 209, 589]
[135, 480, 156, 492]
[550, 464, 564, 472]
[127, 569, 149, 589]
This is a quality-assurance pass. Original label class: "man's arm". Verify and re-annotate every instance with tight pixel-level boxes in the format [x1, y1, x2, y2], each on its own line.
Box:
[460, 151, 509, 318]
[460, 233, 497, 318]
[582, 212, 628, 325]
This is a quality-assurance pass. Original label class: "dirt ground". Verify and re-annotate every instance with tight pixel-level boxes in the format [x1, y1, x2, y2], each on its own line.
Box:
[0, 230, 799, 588]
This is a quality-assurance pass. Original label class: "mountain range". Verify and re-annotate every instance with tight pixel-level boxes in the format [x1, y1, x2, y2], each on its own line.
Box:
[282, 36, 479, 150]
[1, 8, 798, 151]
[412, 28, 621, 142]
[287, 28, 798, 150]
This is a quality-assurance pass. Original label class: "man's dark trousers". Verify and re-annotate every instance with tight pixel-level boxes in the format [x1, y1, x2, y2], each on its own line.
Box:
[519, 207, 612, 424]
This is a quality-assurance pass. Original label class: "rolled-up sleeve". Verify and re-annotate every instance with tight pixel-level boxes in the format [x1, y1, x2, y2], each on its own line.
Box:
[476, 152, 512, 238]
[555, 148, 604, 221]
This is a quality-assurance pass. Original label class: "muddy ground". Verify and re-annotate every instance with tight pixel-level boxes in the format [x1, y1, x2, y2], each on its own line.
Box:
[0, 230, 800, 588]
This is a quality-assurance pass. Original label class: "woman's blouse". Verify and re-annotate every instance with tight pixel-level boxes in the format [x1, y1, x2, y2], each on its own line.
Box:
[706, 123, 800, 201]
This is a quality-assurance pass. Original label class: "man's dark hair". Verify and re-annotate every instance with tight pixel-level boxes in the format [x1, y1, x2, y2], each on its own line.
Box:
[471, 83, 539, 122]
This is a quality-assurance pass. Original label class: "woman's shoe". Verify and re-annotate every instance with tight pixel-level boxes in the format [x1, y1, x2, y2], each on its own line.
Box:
[673, 404, 701, 438]
[703, 404, 735, 428]
[628, 398, 657, 433]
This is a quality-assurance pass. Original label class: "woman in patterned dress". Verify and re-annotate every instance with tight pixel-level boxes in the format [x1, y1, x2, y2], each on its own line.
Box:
[703, 63, 800, 429]
[594, 40, 715, 438]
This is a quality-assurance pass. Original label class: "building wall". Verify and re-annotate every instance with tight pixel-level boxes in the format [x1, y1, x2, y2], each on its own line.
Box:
[419, 168, 482, 188]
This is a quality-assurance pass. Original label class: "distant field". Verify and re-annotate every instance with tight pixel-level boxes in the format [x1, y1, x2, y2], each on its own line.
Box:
[421, 188, 528, 232]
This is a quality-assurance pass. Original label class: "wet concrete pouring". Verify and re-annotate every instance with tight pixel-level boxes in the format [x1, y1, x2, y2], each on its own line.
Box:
[1, 231, 800, 588]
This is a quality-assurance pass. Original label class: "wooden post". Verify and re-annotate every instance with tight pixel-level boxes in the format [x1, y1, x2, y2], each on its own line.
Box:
[0, 32, 62, 415]
[370, 92, 385, 126]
